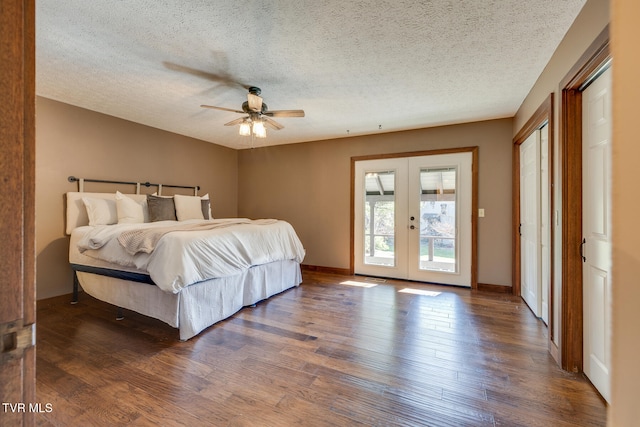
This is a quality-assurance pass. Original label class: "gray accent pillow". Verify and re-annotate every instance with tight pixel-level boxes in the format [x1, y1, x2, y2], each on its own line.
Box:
[201, 199, 211, 220]
[147, 194, 177, 222]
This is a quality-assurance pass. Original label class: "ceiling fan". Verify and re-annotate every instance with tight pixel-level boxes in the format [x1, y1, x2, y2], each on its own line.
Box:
[201, 86, 305, 138]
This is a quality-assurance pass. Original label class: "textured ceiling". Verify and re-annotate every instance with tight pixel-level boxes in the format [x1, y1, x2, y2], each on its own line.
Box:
[36, 1, 586, 150]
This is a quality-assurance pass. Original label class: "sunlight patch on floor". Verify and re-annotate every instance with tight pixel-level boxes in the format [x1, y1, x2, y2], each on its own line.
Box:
[399, 288, 441, 297]
[340, 280, 378, 288]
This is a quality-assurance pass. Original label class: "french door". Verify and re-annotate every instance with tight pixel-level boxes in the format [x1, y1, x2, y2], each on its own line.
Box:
[354, 152, 472, 286]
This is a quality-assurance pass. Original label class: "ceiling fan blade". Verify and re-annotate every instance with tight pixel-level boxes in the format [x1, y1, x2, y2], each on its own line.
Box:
[201, 105, 244, 114]
[224, 117, 248, 126]
[247, 93, 263, 112]
[163, 61, 251, 90]
[263, 109, 305, 118]
[263, 116, 284, 130]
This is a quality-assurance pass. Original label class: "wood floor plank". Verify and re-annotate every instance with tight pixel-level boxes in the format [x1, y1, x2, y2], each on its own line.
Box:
[35, 271, 606, 426]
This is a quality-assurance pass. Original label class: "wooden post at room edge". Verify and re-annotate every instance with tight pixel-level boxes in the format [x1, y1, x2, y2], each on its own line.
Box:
[0, 1, 37, 426]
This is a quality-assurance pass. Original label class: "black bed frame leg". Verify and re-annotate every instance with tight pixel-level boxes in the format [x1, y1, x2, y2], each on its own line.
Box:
[116, 307, 124, 321]
[71, 270, 79, 304]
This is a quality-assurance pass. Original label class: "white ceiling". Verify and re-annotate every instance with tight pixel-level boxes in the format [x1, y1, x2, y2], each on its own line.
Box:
[36, 1, 586, 150]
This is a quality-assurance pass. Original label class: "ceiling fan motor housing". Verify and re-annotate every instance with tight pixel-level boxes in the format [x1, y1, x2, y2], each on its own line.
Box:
[242, 100, 268, 113]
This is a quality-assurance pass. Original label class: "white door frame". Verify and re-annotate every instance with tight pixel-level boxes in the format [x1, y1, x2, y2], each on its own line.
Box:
[350, 147, 479, 290]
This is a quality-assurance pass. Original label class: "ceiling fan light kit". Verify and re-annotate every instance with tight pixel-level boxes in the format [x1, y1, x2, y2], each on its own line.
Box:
[252, 120, 267, 138]
[239, 120, 252, 136]
[201, 86, 304, 139]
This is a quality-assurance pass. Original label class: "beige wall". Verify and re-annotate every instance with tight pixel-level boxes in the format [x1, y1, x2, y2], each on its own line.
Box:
[35, 97, 238, 299]
[238, 118, 513, 287]
[610, 0, 640, 424]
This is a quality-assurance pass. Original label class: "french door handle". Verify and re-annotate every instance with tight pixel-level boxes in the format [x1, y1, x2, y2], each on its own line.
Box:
[580, 238, 586, 262]
[410, 225, 416, 230]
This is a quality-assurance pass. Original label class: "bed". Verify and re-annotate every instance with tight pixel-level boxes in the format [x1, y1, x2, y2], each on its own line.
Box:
[66, 187, 305, 340]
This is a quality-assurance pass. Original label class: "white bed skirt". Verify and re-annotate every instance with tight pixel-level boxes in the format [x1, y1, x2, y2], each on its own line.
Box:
[76, 259, 302, 340]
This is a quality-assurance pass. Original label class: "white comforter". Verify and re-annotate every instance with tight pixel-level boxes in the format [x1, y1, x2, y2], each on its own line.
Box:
[75, 219, 305, 293]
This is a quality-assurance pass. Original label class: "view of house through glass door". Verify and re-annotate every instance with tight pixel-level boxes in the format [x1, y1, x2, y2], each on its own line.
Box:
[354, 152, 472, 287]
[413, 166, 458, 273]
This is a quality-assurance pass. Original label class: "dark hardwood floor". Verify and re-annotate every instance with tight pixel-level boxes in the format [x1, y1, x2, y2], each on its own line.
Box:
[35, 271, 606, 426]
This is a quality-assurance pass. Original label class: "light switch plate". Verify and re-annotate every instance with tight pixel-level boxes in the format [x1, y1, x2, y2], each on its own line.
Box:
[478, 208, 485, 217]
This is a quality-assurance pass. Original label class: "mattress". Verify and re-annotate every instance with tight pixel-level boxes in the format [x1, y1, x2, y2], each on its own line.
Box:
[70, 218, 306, 292]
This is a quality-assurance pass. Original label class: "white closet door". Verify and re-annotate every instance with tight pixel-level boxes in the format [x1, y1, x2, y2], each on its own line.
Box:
[540, 124, 550, 325]
[582, 66, 612, 403]
[520, 132, 541, 317]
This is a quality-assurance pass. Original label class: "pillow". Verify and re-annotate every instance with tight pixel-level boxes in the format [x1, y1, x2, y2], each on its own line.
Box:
[82, 197, 117, 226]
[201, 194, 212, 220]
[147, 194, 177, 222]
[115, 191, 146, 223]
[174, 194, 205, 221]
[201, 199, 211, 220]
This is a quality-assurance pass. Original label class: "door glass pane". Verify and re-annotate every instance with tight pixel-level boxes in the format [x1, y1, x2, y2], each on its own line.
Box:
[419, 167, 457, 272]
[364, 170, 395, 267]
